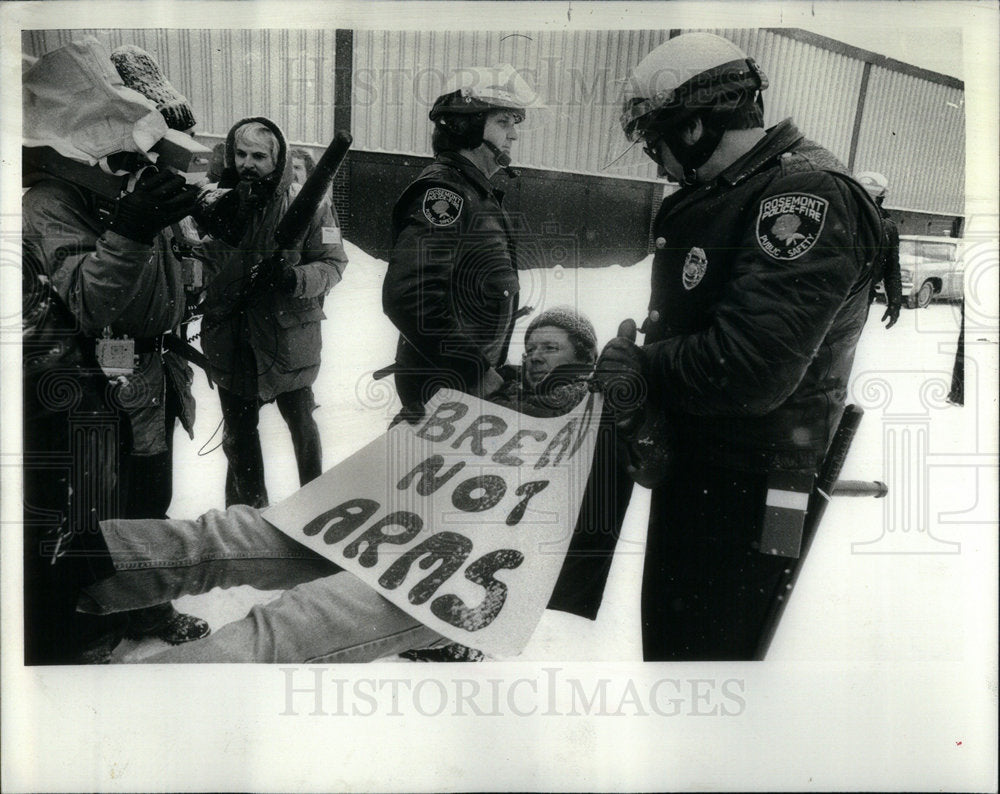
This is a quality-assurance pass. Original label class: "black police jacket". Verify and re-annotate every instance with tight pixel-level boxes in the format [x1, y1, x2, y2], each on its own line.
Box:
[643, 119, 884, 473]
[490, 366, 634, 620]
[383, 152, 519, 407]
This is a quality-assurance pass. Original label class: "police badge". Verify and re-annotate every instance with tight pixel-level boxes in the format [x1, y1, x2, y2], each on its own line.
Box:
[756, 192, 829, 260]
[422, 187, 464, 226]
[682, 247, 708, 290]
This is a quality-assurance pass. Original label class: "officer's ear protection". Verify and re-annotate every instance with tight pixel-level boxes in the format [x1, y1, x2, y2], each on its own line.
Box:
[435, 112, 488, 150]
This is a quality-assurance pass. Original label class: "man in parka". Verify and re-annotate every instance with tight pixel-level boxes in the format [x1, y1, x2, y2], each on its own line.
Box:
[382, 65, 545, 420]
[198, 118, 349, 508]
[594, 33, 885, 661]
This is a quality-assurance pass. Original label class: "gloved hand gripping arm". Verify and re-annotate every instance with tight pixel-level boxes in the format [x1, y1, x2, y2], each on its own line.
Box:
[592, 319, 649, 436]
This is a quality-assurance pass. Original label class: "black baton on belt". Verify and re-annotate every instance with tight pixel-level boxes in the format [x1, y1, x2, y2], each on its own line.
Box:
[754, 404, 865, 660]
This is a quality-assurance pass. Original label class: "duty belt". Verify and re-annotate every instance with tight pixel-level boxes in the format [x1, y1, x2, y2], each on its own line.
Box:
[132, 336, 164, 354]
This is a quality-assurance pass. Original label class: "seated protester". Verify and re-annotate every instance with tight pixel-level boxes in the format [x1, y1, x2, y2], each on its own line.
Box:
[402, 307, 633, 662]
[76, 308, 633, 663]
[499, 308, 634, 620]
[494, 307, 599, 413]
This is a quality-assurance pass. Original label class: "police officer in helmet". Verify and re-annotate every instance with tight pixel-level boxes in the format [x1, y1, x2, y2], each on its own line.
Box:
[856, 171, 904, 328]
[594, 33, 885, 660]
[382, 65, 545, 421]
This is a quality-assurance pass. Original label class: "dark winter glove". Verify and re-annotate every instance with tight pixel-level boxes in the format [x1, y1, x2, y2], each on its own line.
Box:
[881, 301, 901, 329]
[882, 276, 903, 329]
[473, 367, 506, 399]
[249, 259, 299, 298]
[278, 264, 298, 294]
[592, 334, 648, 436]
[106, 169, 198, 244]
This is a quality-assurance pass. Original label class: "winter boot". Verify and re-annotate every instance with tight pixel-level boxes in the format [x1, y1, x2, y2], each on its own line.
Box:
[124, 603, 211, 645]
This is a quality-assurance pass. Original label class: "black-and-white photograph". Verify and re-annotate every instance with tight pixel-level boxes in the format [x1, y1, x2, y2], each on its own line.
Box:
[2, 1, 997, 791]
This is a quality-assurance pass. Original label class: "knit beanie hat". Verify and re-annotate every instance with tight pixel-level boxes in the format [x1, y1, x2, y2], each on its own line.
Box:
[111, 44, 196, 131]
[526, 306, 598, 363]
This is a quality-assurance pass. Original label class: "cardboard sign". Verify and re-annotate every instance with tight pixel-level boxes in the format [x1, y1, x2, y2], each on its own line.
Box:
[263, 388, 602, 657]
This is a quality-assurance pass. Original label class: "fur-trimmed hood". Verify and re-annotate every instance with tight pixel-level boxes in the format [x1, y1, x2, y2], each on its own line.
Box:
[218, 115, 293, 198]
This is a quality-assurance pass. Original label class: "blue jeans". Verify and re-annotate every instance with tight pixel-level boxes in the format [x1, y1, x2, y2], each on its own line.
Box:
[78, 506, 443, 663]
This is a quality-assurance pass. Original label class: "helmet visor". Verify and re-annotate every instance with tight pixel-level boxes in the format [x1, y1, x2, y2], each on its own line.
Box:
[619, 57, 767, 141]
[595, 78, 669, 179]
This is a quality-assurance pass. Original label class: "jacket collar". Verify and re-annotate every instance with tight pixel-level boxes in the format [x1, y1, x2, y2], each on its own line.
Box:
[718, 118, 804, 186]
[437, 151, 500, 199]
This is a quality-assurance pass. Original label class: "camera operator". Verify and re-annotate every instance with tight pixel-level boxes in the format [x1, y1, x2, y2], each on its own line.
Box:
[22, 38, 210, 662]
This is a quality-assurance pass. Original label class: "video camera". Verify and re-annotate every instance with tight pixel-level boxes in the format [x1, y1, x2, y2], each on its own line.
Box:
[149, 129, 212, 180]
[22, 129, 211, 201]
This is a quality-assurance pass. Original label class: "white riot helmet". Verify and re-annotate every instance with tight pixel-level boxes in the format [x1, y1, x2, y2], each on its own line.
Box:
[429, 64, 545, 173]
[856, 171, 889, 199]
[430, 64, 545, 122]
[620, 33, 768, 178]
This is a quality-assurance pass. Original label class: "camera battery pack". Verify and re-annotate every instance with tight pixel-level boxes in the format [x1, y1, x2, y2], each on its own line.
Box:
[759, 470, 814, 558]
[96, 336, 136, 378]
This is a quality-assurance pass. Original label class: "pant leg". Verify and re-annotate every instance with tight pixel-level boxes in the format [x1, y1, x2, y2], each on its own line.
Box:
[122, 378, 179, 520]
[218, 387, 268, 508]
[78, 505, 338, 614]
[122, 450, 172, 520]
[275, 386, 323, 486]
[641, 463, 789, 661]
[140, 573, 444, 663]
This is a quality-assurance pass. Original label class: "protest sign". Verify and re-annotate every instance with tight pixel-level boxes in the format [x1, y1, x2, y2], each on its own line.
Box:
[263, 388, 602, 657]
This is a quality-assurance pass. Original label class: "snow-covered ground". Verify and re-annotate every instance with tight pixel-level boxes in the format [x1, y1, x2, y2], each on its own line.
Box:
[114, 239, 997, 663]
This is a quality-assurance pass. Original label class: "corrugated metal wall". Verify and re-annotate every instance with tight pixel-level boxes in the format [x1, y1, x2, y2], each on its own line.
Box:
[706, 28, 865, 163]
[22, 29, 341, 145]
[22, 27, 965, 217]
[351, 29, 671, 181]
[853, 66, 965, 214]
[351, 27, 965, 215]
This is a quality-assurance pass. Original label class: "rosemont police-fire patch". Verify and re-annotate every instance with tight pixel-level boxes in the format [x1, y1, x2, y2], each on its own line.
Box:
[756, 192, 829, 260]
[422, 187, 464, 226]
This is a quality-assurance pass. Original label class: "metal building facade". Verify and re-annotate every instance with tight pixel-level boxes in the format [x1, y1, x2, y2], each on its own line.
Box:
[22, 28, 343, 146]
[349, 26, 965, 218]
[23, 27, 965, 222]
[351, 29, 671, 181]
[854, 65, 965, 214]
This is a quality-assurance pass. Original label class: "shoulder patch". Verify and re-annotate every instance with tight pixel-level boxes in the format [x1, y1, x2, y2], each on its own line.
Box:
[756, 192, 829, 260]
[422, 187, 464, 227]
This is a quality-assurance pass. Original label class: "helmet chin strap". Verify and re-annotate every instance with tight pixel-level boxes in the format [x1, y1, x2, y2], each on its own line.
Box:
[482, 140, 519, 178]
[664, 116, 726, 186]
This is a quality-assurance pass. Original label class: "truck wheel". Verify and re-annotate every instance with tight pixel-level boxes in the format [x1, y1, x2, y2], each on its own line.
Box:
[915, 281, 935, 308]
